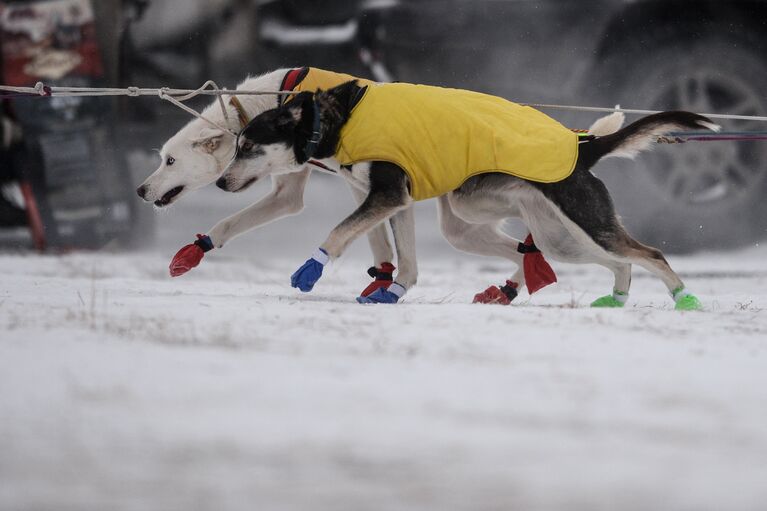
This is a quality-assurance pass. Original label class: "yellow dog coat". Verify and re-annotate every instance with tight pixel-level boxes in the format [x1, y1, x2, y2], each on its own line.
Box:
[335, 83, 579, 201]
[287, 67, 376, 96]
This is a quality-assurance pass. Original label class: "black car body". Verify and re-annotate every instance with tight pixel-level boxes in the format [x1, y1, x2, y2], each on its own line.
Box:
[376, 0, 767, 252]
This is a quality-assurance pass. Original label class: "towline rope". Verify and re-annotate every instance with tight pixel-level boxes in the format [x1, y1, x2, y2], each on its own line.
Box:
[522, 102, 767, 123]
[0, 80, 302, 136]
[2, 81, 767, 142]
[0, 81, 296, 98]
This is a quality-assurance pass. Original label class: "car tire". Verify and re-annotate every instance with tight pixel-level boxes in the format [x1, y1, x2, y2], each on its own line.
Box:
[586, 36, 767, 253]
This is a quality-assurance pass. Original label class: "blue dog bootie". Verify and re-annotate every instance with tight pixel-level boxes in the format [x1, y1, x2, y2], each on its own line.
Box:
[290, 248, 329, 292]
[357, 282, 406, 304]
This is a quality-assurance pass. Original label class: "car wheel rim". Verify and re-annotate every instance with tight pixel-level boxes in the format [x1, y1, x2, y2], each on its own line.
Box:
[645, 69, 767, 205]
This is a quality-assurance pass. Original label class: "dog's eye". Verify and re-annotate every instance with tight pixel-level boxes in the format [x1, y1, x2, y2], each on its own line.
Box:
[166, 156, 175, 166]
[241, 141, 254, 152]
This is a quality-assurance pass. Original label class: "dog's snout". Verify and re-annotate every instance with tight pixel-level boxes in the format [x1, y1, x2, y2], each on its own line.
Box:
[215, 177, 228, 190]
[136, 184, 148, 199]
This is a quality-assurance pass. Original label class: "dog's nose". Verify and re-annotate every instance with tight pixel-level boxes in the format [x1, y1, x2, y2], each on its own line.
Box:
[136, 184, 148, 199]
[215, 177, 228, 190]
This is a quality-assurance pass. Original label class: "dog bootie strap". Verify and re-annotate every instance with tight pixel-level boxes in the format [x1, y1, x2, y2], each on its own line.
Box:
[360, 262, 396, 297]
[672, 286, 703, 311]
[473, 280, 519, 305]
[357, 282, 405, 304]
[591, 290, 628, 308]
[518, 234, 557, 294]
[193, 234, 214, 252]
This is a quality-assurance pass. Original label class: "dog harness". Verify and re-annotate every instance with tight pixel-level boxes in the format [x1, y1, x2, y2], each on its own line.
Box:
[230, 67, 376, 127]
[336, 83, 580, 201]
[230, 67, 377, 173]
[284, 67, 376, 103]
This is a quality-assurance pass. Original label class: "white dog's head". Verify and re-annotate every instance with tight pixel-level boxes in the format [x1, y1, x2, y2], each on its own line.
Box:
[136, 71, 288, 207]
[136, 121, 233, 207]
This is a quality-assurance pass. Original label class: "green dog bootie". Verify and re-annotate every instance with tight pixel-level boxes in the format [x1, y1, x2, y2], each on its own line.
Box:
[673, 287, 703, 311]
[591, 290, 628, 308]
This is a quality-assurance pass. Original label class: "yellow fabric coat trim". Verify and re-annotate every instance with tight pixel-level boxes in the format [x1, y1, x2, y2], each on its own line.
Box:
[336, 83, 579, 201]
[293, 68, 376, 94]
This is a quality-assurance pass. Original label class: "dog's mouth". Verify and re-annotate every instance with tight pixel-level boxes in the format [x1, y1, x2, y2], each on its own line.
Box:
[232, 177, 257, 192]
[154, 186, 185, 207]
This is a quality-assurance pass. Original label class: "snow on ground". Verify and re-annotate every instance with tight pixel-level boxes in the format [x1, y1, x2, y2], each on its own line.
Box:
[1, 244, 767, 511]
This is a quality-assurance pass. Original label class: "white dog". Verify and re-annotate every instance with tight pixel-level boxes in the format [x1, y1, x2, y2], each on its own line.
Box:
[137, 68, 421, 301]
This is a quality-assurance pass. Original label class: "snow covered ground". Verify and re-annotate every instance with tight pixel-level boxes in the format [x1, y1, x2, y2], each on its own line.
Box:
[2, 241, 767, 511]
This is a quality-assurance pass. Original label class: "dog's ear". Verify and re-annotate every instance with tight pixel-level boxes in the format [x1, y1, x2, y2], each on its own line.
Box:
[320, 80, 359, 108]
[190, 127, 225, 154]
[276, 92, 314, 128]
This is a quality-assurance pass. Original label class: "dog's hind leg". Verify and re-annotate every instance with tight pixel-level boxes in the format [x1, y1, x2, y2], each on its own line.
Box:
[438, 195, 525, 272]
[590, 261, 633, 308]
[437, 195, 527, 301]
[534, 169, 701, 310]
[608, 235, 703, 310]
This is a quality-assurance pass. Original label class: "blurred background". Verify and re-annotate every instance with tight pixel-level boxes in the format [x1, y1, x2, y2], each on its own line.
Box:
[3, 4, 767, 510]
[1, 0, 766, 258]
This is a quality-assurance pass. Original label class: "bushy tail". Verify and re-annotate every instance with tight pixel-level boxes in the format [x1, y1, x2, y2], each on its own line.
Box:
[579, 111, 720, 170]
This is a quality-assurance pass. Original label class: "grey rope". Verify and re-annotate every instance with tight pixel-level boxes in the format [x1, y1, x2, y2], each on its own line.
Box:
[520, 102, 767, 123]
[0, 82, 299, 98]
[3, 81, 767, 124]
[0, 81, 307, 136]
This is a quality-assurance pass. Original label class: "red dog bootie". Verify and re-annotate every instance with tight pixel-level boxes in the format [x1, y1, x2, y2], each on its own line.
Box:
[360, 262, 395, 297]
[473, 280, 519, 305]
[518, 234, 557, 294]
[169, 234, 213, 277]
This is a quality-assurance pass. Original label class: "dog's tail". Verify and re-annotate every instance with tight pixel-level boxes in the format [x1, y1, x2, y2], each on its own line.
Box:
[587, 111, 626, 137]
[578, 111, 720, 169]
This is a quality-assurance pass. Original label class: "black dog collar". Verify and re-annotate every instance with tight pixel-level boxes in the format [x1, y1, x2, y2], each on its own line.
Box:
[303, 100, 322, 160]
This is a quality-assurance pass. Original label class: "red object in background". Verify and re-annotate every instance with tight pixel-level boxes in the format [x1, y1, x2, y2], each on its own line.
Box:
[19, 181, 45, 251]
[0, 0, 104, 86]
[521, 234, 557, 294]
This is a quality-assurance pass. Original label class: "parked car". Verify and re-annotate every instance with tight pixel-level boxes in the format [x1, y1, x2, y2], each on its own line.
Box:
[128, 0, 767, 252]
[378, 0, 767, 252]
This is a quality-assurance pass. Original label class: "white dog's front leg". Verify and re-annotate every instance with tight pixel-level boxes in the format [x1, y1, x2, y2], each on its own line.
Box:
[208, 169, 311, 248]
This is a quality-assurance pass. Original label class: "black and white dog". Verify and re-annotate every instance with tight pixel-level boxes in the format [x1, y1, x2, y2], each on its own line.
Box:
[218, 80, 719, 309]
[137, 68, 626, 305]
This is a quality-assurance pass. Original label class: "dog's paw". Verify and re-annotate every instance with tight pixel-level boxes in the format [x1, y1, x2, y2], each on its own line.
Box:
[590, 295, 626, 308]
[356, 283, 405, 304]
[675, 294, 703, 311]
[360, 263, 395, 297]
[169, 235, 212, 277]
[290, 248, 328, 292]
[473, 281, 518, 305]
[590, 290, 628, 308]
[672, 287, 703, 311]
